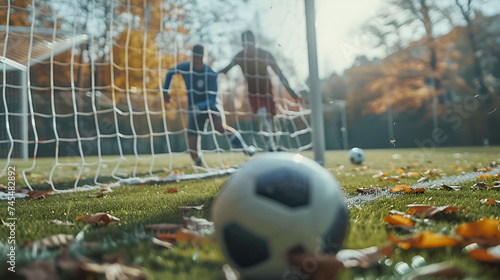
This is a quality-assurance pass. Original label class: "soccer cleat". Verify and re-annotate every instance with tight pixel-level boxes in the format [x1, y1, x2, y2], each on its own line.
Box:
[245, 145, 256, 157]
[194, 158, 203, 167]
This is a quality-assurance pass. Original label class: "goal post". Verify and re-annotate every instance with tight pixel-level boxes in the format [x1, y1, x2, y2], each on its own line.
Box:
[304, 0, 325, 165]
[0, 0, 323, 193]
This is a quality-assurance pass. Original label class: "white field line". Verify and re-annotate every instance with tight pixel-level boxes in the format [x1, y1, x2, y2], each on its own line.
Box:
[345, 167, 500, 209]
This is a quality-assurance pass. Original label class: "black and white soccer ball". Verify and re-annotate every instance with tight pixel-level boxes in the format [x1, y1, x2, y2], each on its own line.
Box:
[212, 153, 348, 280]
[349, 147, 365, 165]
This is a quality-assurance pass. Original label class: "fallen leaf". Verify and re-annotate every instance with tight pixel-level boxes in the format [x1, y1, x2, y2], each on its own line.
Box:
[183, 216, 215, 235]
[355, 188, 381, 194]
[478, 174, 493, 179]
[417, 177, 429, 183]
[455, 218, 500, 247]
[165, 188, 178, 193]
[472, 182, 488, 189]
[26, 190, 56, 199]
[390, 184, 412, 193]
[28, 234, 75, 250]
[480, 199, 500, 206]
[440, 184, 461, 191]
[179, 205, 204, 211]
[390, 184, 425, 194]
[76, 213, 120, 226]
[467, 244, 500, 263]
[158, 228, 208, 246]
[384, 210, 415, 227]
[336, 244, 392, 268]
[152, 237, 174, 249]
[407, 204, 466, 218]
[388, 231, 458, 249]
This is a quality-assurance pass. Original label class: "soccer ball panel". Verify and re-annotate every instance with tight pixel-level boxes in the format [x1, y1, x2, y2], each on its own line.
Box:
[223, 222, 269, 268]
[255, 168, 310, 208]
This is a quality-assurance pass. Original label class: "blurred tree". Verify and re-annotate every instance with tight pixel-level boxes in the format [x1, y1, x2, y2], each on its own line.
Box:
[0, 0, 33, 26]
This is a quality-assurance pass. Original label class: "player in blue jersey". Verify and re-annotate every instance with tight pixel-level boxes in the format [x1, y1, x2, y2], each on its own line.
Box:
[163, 44, 255, 167]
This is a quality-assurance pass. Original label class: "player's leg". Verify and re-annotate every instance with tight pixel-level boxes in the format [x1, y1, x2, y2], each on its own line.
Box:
[212, 104, 255, 156]
[257, 107, 277, 152]
[187, 113, 204, 166]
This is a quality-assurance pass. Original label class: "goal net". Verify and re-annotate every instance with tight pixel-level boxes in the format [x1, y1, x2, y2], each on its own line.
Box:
[0, 0, 312, 193]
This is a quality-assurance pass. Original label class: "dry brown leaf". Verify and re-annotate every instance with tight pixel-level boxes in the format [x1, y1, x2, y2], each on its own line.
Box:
[472, 182, 488, 189]
[440, 184, 461, 191]
[480, 198, 500, 206]
[165, 188, 178, 193]
[384, 211, 415, 227]
[26, 190, 56, 199]
[28, 234, 74, 250]
[355, 188, 381, 194]
[388, 231, 458, 249]
[407, 204, 466, 218]
[455, 218, 500, 247]
[467, 245, 500, 263]
[76, 213, 120, 226]
[390, 184, 425, 194]
[336, 244, 392, 268]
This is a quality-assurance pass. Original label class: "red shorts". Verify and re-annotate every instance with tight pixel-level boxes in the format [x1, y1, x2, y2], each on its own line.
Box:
[249, 95, 276, 116]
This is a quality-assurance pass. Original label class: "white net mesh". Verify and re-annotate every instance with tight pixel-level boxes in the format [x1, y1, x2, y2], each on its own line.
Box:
[0, 0, 312, 193]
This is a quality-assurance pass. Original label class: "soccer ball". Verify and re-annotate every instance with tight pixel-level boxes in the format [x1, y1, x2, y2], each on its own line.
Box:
[349, 147, 365, 165]
[212, 153, 348, 280]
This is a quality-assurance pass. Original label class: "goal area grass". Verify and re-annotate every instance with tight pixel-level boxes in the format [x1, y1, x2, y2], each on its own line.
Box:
[1, 147, 500, 279]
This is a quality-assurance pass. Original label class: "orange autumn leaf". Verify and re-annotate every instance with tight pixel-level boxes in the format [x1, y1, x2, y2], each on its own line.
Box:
[390, 184, 425, 194]
[389, 231, 458, 249]
[165, 188, 178, 194]
[158, 228, 208, 246]
[480, 199, 500, 206]
[407, 204, 466, 218]
[76, 213, 120, 226]
[390, 184, 412, 193]
[478, 174, 493, 179]
[26, 190, 56, 199]
[384, 211, 415, 227]
[467, 245, 500, 263]
[455, 218, 500, 246]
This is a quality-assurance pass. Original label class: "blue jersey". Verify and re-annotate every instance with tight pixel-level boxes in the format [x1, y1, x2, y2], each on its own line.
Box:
[163, 62, 218, 111]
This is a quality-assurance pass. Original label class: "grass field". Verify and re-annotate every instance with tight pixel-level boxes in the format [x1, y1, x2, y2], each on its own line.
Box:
[1, 147, 500, 279]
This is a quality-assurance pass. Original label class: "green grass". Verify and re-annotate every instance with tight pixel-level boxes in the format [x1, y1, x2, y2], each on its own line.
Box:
[1, 147, 500, 279]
